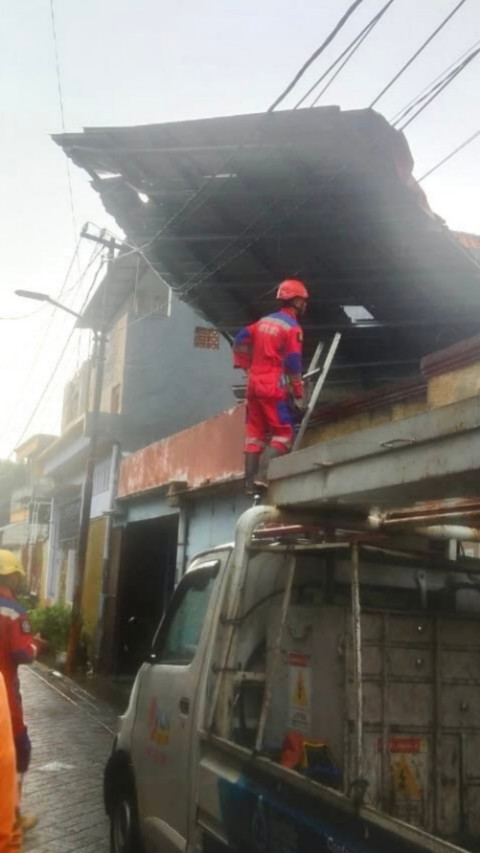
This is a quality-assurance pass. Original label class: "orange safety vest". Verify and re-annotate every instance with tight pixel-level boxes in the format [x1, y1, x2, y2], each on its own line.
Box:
[0, 673, 21, 852]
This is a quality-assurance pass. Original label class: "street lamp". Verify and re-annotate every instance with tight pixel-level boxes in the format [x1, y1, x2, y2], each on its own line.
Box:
[15, 290, 83, 319]
[16, 287, 108, 673]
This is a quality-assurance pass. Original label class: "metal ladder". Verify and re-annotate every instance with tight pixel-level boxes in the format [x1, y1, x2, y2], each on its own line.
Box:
[292, 332, 342, 451]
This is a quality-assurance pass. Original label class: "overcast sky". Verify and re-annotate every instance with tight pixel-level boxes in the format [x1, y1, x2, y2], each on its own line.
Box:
[0, 0, 479, 457]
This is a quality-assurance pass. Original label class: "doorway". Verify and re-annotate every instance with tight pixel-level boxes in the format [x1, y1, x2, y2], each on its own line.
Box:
[116, 514, 178, 672]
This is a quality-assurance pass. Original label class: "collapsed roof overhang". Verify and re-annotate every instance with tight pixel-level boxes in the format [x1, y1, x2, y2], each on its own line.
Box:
[54, 107, 480, 391]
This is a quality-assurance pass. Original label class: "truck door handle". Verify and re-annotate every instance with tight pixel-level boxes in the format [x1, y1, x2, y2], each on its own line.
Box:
[179, 697, 190, 715]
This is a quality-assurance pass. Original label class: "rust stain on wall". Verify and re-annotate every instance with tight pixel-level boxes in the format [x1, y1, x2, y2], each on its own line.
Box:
[119, 404, 245, 498]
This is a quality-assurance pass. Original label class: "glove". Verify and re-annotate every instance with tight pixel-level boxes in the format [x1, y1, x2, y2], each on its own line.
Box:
[15, 730, 32, 773]
[292, 396, 306, 415]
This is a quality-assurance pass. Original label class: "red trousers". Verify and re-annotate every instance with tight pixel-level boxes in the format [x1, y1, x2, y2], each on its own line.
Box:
[245, 397, 295, 454]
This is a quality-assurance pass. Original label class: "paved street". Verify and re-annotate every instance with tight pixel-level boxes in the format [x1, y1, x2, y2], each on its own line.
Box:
[20, 665, 118, 853]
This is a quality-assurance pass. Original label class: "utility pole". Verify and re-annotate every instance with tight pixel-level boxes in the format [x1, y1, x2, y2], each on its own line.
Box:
[65, 326, 107, 672]
[17, 227, 119, 672]
[65, 235, 115, 673]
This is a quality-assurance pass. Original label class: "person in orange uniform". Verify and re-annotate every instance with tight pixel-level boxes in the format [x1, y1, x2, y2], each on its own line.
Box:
[0, 671, 22, 852]
[233, 279, 309, 494]
[0, 551, 40, 833]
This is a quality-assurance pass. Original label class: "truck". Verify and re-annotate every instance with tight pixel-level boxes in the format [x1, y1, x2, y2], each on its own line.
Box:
[104, 498, 480, 853]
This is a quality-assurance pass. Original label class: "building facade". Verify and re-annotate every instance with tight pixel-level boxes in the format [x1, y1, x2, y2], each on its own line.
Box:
[35, 249, 236, 659]
[101, 404, 249, 672]
[75, 253, 236, 448]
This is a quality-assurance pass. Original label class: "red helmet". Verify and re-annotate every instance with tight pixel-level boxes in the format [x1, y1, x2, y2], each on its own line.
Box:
[276, 279, 309, 301]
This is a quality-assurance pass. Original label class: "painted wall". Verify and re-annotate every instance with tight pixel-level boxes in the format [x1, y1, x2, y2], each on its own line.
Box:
[123, 495, 176, 524]
[186, 492, 251, 564]
[62, 311, 128, 429]
[99, 311, 127, 415]
[119, 404, 244, 498]
[122, 278, 236, 449]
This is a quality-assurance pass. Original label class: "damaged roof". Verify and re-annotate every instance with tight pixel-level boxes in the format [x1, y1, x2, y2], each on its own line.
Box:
[54, 107, 480, 390]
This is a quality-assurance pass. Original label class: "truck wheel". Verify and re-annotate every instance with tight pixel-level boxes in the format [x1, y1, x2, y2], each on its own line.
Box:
[110, 773, 144, 853]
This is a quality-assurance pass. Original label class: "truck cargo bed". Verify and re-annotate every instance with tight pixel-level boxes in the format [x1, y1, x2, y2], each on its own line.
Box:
[198, 732, 468, 853]
[207, 524, 480, 851]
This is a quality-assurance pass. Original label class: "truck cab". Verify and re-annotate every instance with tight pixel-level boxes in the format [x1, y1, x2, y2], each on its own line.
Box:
[104, 545, 232, 853]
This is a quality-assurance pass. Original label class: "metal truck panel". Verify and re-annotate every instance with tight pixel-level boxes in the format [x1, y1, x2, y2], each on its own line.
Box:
[263, 602, 480, 841]
[268, 395, 480, 508]
[197, 734, 466, 853]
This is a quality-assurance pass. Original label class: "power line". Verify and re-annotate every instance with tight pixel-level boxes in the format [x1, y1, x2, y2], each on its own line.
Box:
[0, 241, 97, 448]
[60, 238, 84, 297]
[294, 10, 378, 109]
[313, 30, 375, 106]
[14, 326, 77, 447]
[180, 196, 289, 301]
[9, 252, 106, 451]
[418, 127, 480, 181]
[80, 257, 105, 309]
[269, 0, 368, 112]
[67, 3, 370, 280]
[92, 1, 425, 305]
[10, 245, 100, 411]
[73, 4, 469, 322]
[50, 0, 78, 254]
[311, 0, 396, 107]
[369, 0, 469, 108]
[106, 0, 370, 272]
[120, 27, 477, 322]
[43, 4, 372, 424]
[66, 2, 468, 315]
[311, 21, 381, 107]
[49, 0, 67, 131]
[166, 6, 389, 304]
[398, 46, 480, 131]
[181, 177, 320, 306]
[294, 0, 396, 110]
[180, 50, 476, 313]
[29, 244, 102, 359]
[0, 308, 45, 321]
[390, 35, 480, 126]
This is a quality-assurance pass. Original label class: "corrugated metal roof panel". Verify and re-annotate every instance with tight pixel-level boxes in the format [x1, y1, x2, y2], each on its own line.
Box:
[54, 107, 480, 389]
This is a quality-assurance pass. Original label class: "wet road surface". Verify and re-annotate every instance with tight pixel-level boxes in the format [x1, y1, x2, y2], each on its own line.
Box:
[21, 665, 117, 852]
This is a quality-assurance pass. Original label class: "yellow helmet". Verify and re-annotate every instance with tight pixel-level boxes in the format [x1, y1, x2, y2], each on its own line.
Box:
[0, 550, 25, 577]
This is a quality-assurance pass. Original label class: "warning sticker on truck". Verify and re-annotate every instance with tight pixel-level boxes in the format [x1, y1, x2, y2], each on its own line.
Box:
[288, 653, 311, 734]
[377, 736, 427, 824]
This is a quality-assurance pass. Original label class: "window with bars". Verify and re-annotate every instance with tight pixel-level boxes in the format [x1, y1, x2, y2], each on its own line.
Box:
[93, 459, 111, 496]
[194, 327, 220, 350]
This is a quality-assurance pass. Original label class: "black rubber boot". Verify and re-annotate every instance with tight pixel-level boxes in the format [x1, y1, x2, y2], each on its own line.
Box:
[257, 446, 283, 487]
[245, 453, 260, 496]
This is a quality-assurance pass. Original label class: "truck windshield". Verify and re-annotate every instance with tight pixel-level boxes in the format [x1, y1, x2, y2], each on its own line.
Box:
[154, 564, 218, 665]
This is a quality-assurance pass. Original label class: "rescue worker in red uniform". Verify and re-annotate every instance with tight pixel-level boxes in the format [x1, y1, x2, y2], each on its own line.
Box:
[233, 279, 309, 494]
[0, 551, 40, 833]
